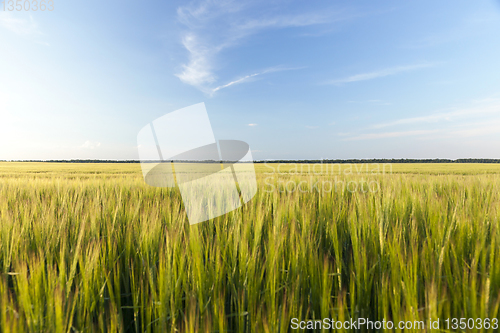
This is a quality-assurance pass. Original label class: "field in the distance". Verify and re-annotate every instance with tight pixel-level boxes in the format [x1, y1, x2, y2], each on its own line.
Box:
[1, 162, 500, 332]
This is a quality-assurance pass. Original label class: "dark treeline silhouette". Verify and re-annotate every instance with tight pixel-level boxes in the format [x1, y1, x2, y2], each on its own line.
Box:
[4, 158, 500, 164]
[256, 158, 500, 164]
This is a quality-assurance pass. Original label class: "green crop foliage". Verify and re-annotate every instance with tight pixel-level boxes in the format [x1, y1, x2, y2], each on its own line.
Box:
[0, 162, 499, 332]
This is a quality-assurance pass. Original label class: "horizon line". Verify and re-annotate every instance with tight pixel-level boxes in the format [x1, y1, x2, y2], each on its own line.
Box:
[3, 158, 500, 164]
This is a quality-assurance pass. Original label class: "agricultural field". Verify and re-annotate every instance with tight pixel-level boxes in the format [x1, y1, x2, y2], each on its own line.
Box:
[0, 162, 500, 332]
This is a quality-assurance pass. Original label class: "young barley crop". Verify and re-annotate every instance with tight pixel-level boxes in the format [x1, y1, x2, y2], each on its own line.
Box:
[0, 162, 499, 332]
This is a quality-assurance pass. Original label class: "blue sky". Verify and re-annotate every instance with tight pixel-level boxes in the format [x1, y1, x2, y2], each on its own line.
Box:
[1, 0, 500, 160]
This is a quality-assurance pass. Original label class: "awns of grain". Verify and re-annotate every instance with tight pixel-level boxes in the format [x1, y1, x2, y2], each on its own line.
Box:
[0, 162, 499, 332]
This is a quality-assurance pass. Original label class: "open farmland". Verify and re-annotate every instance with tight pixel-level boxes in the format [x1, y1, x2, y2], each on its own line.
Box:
[0, 162, 499, 332]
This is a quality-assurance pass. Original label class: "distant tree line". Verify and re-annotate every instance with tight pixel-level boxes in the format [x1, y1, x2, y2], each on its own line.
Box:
[255, 158, 500, 164]
[4, 158, 500, 164]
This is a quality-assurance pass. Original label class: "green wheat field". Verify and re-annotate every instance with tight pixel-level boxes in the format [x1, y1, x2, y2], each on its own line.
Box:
[1, 162, 500, 332]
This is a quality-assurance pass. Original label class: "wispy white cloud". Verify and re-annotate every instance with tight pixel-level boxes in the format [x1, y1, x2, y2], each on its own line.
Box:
[371, 100, 500, 129]
[428, 80, 456, 86]
[345, 121, 500, 142]
[248, 123, 258, 127]
[347, 99, 392, 106]
[450, 122, 500, 138]
[236, 12, 337, 31]
[343, 130, 438, 141]
[175, 0, 354, 94]
[403, 10, 500, 49]
[211, 72, 261, 93]
[0, 12, 40, 36]
[327, 63, 436, 85]
[342, 97, 500, 141]
[211, 66, 304, 94]
[175, 33, 218, 90]
[80, 140, 101, 149]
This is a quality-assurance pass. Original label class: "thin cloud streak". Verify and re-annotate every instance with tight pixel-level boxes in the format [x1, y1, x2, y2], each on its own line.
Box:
[212, 72, 261, 93]
[345, 122, 500, 142]
[175, 0, 357, 93]
[80, 141, 101, 149]
[371, 101, 500, 129]
[211, 66, 304, 94]
[327, 63, 436, 85]
[343, 130, 438, 141]
[0, 12, 40, 36]
[347, 99, 392, 106]
[451, 123, 500, 137]
[343, 98, 500, 141]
